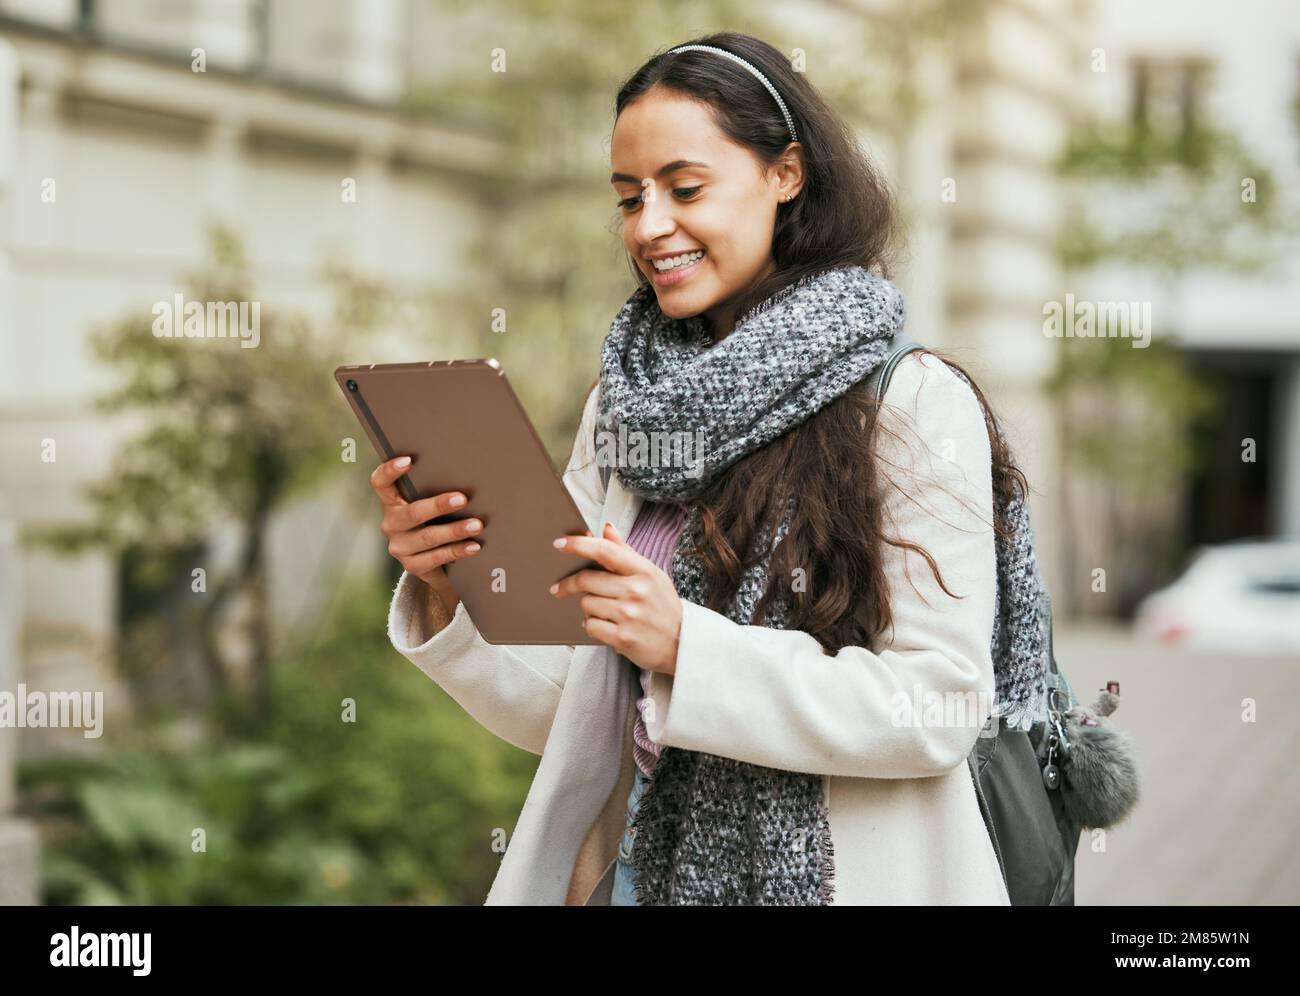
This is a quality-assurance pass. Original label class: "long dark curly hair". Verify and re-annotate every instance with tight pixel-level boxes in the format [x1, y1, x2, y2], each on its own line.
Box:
[596, 31, 1029, 654]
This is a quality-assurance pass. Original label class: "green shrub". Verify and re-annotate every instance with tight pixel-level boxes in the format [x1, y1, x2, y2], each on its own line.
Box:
[21, 577, 539, 905]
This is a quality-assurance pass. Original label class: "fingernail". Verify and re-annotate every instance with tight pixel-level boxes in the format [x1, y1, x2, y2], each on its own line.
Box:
[553, 537, 566, 549]
[394, 456, 411, 468]
[465, 542, 480, 553]
[549, 583, 559, 595]
[464, 519, 482, 532]
[449, 493, 466, 507]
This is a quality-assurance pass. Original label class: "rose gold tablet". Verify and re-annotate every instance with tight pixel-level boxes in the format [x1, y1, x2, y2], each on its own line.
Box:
[334, 358, 602, 645]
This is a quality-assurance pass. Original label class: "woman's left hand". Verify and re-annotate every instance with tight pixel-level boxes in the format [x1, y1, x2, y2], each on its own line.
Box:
[551, 522, 682, 675]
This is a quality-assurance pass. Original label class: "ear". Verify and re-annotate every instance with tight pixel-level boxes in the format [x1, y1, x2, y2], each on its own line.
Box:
[772, 142, 805, 202]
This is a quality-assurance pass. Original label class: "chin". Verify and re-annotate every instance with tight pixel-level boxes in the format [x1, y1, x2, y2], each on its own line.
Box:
[652, 284, 715, 321]
[655, 297, 700, 320]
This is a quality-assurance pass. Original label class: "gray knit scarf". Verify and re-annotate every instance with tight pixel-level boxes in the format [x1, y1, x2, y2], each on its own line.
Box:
[596, 264, 1052, 905]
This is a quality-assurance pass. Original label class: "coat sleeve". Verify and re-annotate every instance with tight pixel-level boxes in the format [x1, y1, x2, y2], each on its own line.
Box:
[386, 382, 604, 755]
[643, 353, 998, 779]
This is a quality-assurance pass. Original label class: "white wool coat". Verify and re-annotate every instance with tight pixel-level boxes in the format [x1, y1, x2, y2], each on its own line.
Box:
[386, 351, 1010, 905]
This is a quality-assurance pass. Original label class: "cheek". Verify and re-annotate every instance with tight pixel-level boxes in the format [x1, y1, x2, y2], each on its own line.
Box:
[699, 197, 768, 270]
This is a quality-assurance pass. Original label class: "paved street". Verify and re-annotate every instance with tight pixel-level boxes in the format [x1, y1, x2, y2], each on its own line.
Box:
[1055, 622, 1299, 905]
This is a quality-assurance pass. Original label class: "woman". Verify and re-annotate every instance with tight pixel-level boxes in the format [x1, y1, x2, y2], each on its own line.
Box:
[377, 31, 1054, 905]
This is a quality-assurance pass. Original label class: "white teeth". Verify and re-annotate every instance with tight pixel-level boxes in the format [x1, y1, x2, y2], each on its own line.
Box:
[651, 250, 705, 272]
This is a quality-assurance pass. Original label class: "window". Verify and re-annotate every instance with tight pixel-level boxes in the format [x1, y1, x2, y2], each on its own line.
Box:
[1129, 55, 1212, 137]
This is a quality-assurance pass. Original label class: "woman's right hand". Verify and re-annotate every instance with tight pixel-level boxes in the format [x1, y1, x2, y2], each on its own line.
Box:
[371, 455, 482, 615]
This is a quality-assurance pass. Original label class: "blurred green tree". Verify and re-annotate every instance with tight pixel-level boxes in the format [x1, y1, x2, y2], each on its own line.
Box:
[23, 226, 388, 736]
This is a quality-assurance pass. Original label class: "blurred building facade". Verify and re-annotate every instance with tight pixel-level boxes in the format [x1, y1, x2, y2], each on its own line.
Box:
[1087, 0, 1300, 555]
[0, 0, 1297, 905]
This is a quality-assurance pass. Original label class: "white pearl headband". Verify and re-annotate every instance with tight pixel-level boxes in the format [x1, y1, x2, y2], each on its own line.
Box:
[667, 44, 798, 144]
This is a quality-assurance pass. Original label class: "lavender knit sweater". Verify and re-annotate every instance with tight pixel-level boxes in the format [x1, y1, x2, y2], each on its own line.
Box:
[624, 499, 688, 777]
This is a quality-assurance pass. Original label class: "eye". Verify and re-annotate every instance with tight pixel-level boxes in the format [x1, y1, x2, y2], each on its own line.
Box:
[616, 186, 703, 212]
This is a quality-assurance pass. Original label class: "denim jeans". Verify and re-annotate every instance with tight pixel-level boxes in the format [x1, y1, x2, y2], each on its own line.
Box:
[610, 764, 651, 906]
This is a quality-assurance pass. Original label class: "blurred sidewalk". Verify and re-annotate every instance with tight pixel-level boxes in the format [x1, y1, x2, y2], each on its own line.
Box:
[1056, 622, 1300, 905]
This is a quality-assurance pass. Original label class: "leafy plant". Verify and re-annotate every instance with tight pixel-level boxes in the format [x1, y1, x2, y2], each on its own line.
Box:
[21, 579, 539, 905]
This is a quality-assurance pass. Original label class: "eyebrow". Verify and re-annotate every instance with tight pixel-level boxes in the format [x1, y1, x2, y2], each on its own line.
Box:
[610, 159, 712, 185]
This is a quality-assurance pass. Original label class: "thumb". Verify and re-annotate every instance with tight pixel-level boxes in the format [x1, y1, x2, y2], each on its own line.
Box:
[603, 520, 625, 545]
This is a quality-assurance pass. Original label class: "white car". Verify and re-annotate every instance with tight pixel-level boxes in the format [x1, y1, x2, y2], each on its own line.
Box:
[1133, 539, 1300, 655]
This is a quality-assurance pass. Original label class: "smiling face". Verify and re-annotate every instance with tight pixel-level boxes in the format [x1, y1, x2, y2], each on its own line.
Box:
[610, 87, 803, 339]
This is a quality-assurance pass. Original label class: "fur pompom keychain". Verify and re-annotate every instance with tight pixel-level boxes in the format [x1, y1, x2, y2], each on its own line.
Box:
[1058, 681, 1141, 830]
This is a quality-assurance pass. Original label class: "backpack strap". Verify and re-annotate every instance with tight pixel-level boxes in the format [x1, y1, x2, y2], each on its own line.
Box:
[595, 332, 928, 495]
[864, 331, 926, 404]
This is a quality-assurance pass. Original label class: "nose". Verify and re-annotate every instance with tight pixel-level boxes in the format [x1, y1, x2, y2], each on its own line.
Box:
[634, 182, 675, 246]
